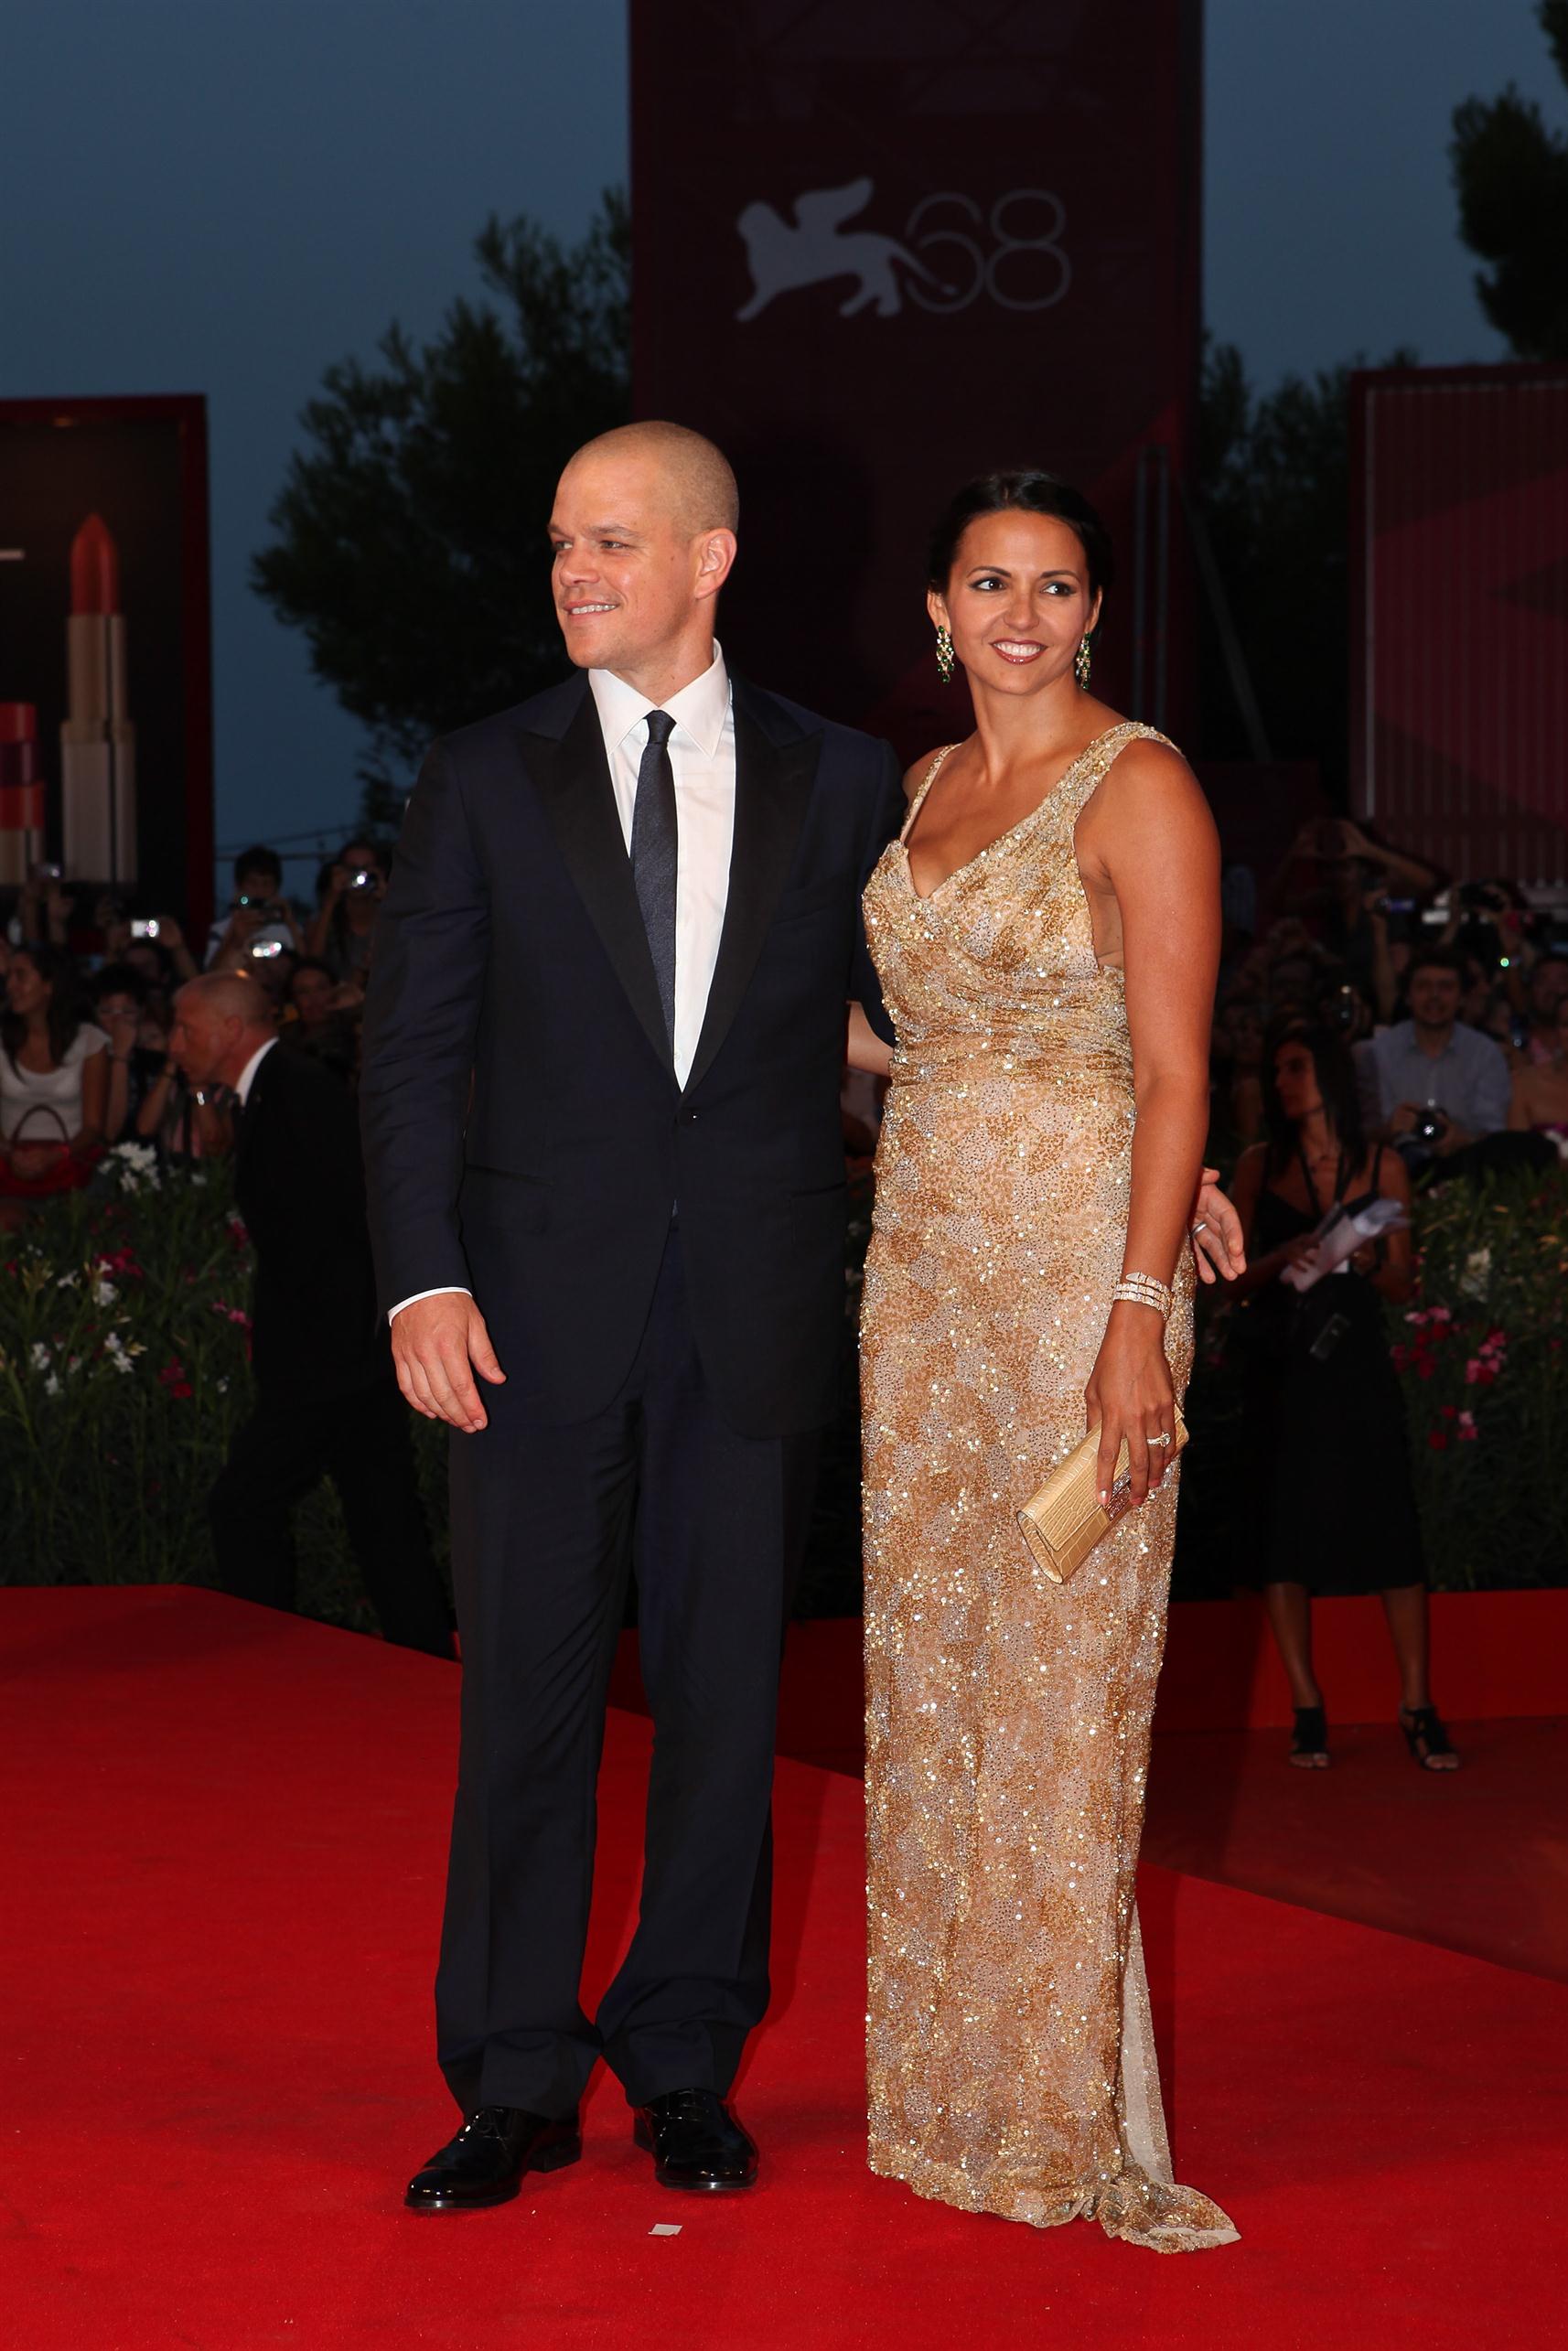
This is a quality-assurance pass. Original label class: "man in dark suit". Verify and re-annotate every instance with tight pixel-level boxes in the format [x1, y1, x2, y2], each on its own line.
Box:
[167, 972, 453, 1658]
[360, 422, 908, 2210]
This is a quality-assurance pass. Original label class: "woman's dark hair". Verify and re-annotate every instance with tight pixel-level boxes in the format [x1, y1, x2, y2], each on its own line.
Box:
[1261, 1017, 1368, 1180]
[927, 470, 1115, 627]
[3, 941, 84, 1073]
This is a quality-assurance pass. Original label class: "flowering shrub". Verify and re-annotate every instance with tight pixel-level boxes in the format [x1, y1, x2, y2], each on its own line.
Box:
[1176, 1166, 1568, 1594]
[2, 1153, 1561, 1615]
[0, 1155, 446, 1625]
[1390, 1171, 1568, 1586]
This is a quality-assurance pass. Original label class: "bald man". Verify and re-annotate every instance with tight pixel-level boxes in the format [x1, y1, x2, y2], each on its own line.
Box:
[170, 974, 452, 1658]
[361, 420, 908, 2208]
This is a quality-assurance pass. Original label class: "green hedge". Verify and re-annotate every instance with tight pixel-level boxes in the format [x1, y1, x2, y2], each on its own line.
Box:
[2, 1152, 1562, 1622]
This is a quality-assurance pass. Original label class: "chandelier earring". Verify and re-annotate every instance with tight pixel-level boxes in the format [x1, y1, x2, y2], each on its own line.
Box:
[1074, 634, 1093, 690]
[935, 624, 955, 686]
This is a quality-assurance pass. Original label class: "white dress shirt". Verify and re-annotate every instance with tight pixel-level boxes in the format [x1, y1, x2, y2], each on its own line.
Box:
[234, 1035, 278, 1105]
[389, 645, 736, 1322]
[587, 641, 736, 1087]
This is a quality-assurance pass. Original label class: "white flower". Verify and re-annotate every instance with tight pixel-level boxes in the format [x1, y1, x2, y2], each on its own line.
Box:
[190, 1172, 208, 1187]
[29, 1342, 50, 1369]
[92, 1279, 117, 1306]
[43, 1374, 60, 1397]
[55, 1271, 80, 1290]
[216, 1378, 230, 1394]
[1458, 1247, 1492, 1302]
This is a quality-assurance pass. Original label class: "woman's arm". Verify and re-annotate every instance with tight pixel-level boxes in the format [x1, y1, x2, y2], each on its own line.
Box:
[1367, 1147, 1414, 1304]
[1508, 1067, 1537, 1132]
[136, 1058, 178, 1139]
[1366, 896, 1399, 1025]
[307, 867, 347, 958]
[1079, 743, 1219, 1507]
[846, 1000, 893, 1078]
[70, 1046, 109, 1152]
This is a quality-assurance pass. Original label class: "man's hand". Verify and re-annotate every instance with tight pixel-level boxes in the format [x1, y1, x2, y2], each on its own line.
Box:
[1190, 1166, 1246, 1284]
[392, 1293, 506, 1433]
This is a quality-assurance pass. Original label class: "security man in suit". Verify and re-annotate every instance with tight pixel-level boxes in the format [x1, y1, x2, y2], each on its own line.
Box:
[167, 971, 452, 1659]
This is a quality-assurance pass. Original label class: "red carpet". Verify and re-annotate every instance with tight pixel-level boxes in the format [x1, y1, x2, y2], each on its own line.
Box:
[5, 1586, 1564, 2348]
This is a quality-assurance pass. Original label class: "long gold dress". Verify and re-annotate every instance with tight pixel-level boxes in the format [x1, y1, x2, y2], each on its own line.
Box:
[860, 724, 1237, 2253]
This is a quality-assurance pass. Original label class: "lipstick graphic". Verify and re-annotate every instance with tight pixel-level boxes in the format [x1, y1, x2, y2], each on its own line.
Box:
[0, 703, 46, 889]
[60, 513, 136, 886]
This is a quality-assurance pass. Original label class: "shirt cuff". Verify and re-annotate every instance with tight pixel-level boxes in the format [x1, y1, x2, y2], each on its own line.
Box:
[389, 1286, 472, 1323]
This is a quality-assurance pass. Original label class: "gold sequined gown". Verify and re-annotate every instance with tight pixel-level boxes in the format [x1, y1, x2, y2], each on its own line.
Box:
[860, 724, 1237, 2253]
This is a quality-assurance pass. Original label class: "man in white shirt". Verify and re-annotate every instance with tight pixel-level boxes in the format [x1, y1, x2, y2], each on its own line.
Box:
[362, 422, 909, 2211]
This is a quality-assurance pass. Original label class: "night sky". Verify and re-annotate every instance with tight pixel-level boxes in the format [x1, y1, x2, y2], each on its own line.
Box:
[1, 0, 1559, 886]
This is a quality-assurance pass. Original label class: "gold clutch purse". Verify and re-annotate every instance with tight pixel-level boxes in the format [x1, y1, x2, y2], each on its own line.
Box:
[1016, 1407, 1189, 1584]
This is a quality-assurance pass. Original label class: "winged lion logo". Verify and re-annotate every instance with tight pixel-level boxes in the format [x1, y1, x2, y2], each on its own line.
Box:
[735, 177, 946, 321]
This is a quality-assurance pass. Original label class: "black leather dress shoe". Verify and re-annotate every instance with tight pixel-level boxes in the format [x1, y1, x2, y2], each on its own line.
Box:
[633, 2088, 757, 2193]
[404, 2105, 581, 2212]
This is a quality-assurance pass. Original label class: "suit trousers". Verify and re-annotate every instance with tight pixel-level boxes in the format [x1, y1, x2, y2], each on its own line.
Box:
[208, 1376, 455, 1659]
[437, 1226, 820, 2119]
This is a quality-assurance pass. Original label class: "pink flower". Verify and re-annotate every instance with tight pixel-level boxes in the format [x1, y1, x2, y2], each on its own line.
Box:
[1457, 1412, 1478, 1444]
[157, 1358, 193, 1402]
[1427, 1430, 1450, 1451]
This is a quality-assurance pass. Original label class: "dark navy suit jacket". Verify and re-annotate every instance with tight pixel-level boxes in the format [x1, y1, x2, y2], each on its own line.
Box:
[360, 670, 906, 1435]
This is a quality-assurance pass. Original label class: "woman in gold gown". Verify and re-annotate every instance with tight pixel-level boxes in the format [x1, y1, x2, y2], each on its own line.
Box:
[848, 473, 1238, 2252]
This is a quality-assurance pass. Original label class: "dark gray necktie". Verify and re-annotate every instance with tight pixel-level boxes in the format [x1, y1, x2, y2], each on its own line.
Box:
[631, 709, 678, 1050]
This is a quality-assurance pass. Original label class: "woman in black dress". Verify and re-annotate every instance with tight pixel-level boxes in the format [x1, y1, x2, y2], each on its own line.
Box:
[1228, 1021, 1459, 1772]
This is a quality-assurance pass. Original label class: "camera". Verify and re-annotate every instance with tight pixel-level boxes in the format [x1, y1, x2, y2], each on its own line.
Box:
[33, 861, 63, 883]
[348, 867, 379, 892]
[249, 939, 284, 961]
[235, 893, 277, 912]
[1413, 1105, 1449, 1144]
[130, 918, 161, 940]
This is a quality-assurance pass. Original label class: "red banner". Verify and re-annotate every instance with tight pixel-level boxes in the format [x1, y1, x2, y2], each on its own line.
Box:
[1352, 362, 1568, 885]
[631, 0, 1203, 755]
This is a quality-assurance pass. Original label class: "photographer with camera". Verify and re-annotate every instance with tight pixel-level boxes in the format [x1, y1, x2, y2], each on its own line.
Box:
[1364, 947, 1510, 1172]
[204, 845, 302, 972]
[308, 837, 387, 986]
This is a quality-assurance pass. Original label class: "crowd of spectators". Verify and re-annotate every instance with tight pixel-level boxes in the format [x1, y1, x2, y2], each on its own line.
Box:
[1209, 817, 1568, 1182]
[6, 808, 1568, 1217]
[0, 835, 389, 1214]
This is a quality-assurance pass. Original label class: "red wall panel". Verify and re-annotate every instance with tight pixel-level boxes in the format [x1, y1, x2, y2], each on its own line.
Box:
[1353, 364, 1568, 886]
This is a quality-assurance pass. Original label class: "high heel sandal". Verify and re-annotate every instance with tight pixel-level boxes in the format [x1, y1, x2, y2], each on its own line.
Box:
[1289, 1703, 1330, 1768]
[1400, 1703, 1460, 1771]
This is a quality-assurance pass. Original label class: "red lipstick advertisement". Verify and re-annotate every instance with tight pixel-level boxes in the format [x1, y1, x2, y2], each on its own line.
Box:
[61, 510, 137, 886]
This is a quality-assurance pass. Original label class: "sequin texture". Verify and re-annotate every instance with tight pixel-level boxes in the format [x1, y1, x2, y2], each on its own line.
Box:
[860, 724, 1238, 2253]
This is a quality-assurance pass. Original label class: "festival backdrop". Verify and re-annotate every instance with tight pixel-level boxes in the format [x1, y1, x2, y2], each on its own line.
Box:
[1352, 363, 1568, 886]
[0, 397, 212, 925]
[630, 0, 1203, 757]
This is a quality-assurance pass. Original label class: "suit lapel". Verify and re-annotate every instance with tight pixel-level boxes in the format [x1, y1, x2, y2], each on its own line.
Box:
[527, 682, 674, 1077]
[683, 679, 820, 1099]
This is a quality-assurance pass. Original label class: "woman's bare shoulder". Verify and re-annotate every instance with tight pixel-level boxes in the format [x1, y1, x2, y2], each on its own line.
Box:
[901, 743, 955, 801]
